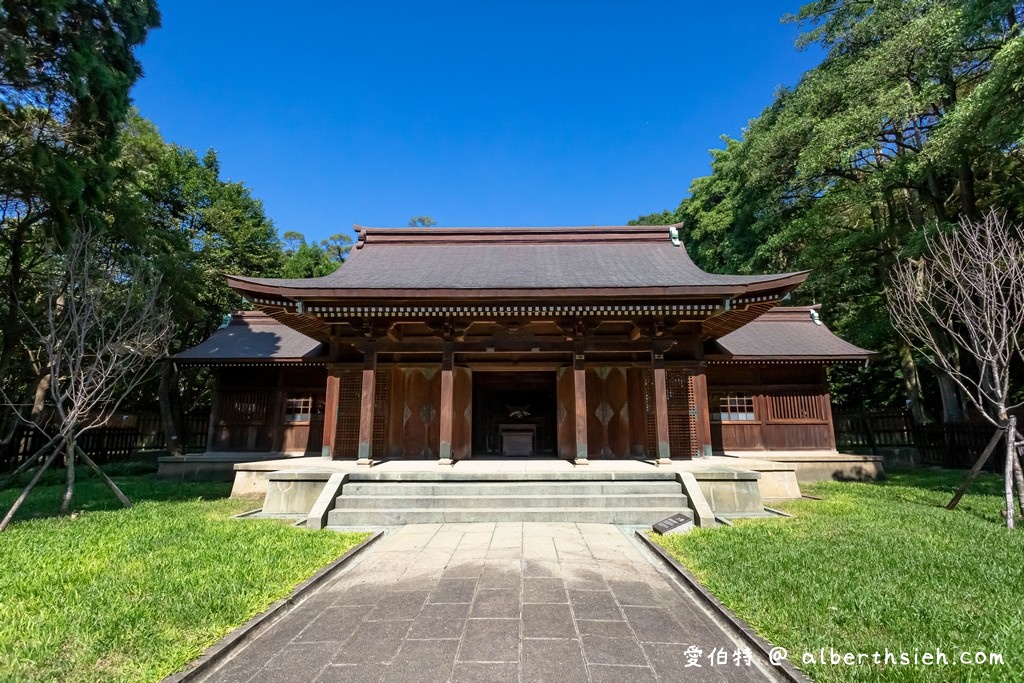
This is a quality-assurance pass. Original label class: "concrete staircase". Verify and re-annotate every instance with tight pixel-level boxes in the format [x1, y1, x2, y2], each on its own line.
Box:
[325, 471, 690, 526]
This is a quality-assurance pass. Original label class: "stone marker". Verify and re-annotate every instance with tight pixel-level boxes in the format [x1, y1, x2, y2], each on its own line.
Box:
[652, 513, 693, 536]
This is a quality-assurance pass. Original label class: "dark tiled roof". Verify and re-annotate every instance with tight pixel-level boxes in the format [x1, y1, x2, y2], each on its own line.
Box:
[176, 308, 872, 365]
[228, 226, 806, 293]
[174, 312, 326, 363]
[709, 307, 873, 360]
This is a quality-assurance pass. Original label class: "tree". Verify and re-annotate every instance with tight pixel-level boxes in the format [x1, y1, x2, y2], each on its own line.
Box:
[888, 210, 1024, 527]
[1, 229, 171, 531]
[321, 233, 354, 263]
[638, 0, 1024, 419]
[280, 232, 344, 278]
[88, 115, 284, 456]
[408, 216, 437, 227]
[0, 0, 160, 446]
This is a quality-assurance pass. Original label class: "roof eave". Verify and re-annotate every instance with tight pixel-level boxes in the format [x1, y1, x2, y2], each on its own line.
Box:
[226, 274, 810, 302]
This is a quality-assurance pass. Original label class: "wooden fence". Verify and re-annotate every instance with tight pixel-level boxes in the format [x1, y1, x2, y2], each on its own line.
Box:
[835, 411, 1005, 471]
[0, 412, 210, 473]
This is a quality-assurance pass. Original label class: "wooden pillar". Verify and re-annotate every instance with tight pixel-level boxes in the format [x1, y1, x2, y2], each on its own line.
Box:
[438, 342, 455, 466]
[356, 345, 376, 465]
[321, 369, 341, 459]
[270, 368, 286, 453]
[820, 365, 838, 451]
[652, 352, 672, 465]
[206, 369, 221, 452]
[691, 370, 712, 458]
[574, 345, 589, 465]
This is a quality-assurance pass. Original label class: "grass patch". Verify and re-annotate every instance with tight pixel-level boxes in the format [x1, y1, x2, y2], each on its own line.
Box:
[651, 470, 1024, 682]
[0, 471, 370, 683]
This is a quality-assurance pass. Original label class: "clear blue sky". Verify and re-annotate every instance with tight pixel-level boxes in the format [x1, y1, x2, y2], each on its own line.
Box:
[131, 1, 822, 245]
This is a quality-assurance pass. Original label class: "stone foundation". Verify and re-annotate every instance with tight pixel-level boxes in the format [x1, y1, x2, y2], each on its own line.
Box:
[721, 450, 885, 483]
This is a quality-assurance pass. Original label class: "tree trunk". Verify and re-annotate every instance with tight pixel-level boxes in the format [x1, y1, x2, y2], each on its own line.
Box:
[958, 165, 980, 222]
[59, 437, 75, 515]
[158, 362, 184, 457]
[899, 344, 929, 424]
[1012, 434, 1024, 517]
[1005, 416, 1016, 529]
[30, 370, 51, 423]
[936, 372, 966, 423]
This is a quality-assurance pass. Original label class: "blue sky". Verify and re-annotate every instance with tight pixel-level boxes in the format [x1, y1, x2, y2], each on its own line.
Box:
[131, 1, 822, 244]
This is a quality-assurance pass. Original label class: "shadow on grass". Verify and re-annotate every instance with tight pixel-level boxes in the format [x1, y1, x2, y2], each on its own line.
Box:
[879, 467, 1005, 495]
[1, 463, 234, 524]
[807, 466, 1009, 526]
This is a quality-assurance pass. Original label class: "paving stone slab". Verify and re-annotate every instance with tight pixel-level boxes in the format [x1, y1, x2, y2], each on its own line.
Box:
[200, 523, 786, 683]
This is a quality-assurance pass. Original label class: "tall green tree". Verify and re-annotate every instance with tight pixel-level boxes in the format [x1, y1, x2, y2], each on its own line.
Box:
[280, 232, 348, 278]
[639, 0, 1024, 420]
[0, 0, 160, 438]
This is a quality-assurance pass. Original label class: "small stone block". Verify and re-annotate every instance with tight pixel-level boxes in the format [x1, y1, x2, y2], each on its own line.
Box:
[652, 513, 693, 536]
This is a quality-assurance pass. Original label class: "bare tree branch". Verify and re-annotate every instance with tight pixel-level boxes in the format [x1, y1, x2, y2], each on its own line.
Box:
[888, 209, 1024, 427]
[1, 227, 171, 527]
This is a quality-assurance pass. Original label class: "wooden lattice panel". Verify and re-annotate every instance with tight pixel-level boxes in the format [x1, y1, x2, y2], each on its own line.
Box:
[372, 370, 390, 454]
[219, 392, 270, 423]
[767, 392, 826, 422]
[641, 369, 699, 458]
[666, 370, 697, 458]
[641, 369, 657, 458]
[335, 371, 362, 457]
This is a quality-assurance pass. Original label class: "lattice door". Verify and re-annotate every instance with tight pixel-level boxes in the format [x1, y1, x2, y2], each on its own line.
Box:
[335, 371, 362, 457]
[641, 368, 698, 458]
[666, 369, 697, 458]
[372, 370, 390, 454]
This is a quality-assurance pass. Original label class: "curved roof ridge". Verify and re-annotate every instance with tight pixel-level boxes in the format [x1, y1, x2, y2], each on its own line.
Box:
[226, 222, 809, 296]
[351, 224, 684, 247]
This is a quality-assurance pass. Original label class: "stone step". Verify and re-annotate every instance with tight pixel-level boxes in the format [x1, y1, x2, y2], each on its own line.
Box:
[342, 470, 679, 483]
[332, 493, 689, 510]
[326, 507, 690, 526]
[341, 481, 683, 497]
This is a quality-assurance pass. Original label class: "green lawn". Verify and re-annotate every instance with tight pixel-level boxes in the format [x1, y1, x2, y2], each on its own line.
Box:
[652, 469, 1024, 683]
[0, 468, 370, 683]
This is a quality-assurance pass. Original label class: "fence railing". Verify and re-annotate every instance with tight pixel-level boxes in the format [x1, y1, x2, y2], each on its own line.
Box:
[0, 412, 210, 473]
[835, 411, 1004, 471]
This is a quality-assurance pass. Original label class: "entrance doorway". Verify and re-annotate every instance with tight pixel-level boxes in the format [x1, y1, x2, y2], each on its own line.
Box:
[471, 371, 557, 456]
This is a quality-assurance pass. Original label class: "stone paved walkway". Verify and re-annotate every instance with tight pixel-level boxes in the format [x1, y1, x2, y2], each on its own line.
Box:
[210, 523, 782, 682]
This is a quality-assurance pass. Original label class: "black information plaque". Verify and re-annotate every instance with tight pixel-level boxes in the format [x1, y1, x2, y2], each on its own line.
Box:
[652, 513, 692, 535]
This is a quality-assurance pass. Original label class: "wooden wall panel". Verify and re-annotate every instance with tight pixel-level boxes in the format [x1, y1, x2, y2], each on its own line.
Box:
[720, 424, 765, 450]
[585, 367, 631, 459]
[626, 368, 647, 457]
[763, 423, 834, 450]
[396, 368, 441, 458]
[556, 367, 575, 459]
[452, 367, 472, 459]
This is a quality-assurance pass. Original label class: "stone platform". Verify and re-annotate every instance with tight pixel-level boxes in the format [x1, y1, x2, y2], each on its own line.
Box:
[720, 450, 885, 483]
[227, 456, 801, 528]
[157, 452, 308, 482]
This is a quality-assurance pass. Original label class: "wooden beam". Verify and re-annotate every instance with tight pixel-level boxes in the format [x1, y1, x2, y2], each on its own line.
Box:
[207, 370, 222, 452]
[356, 346, 376, 465]
[691, 371, 711, 458]
[438, 342, 455, 465]
[652, 351, 671, 464]
[574, 345, 588, 465]
[321, 370, 341, 458]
